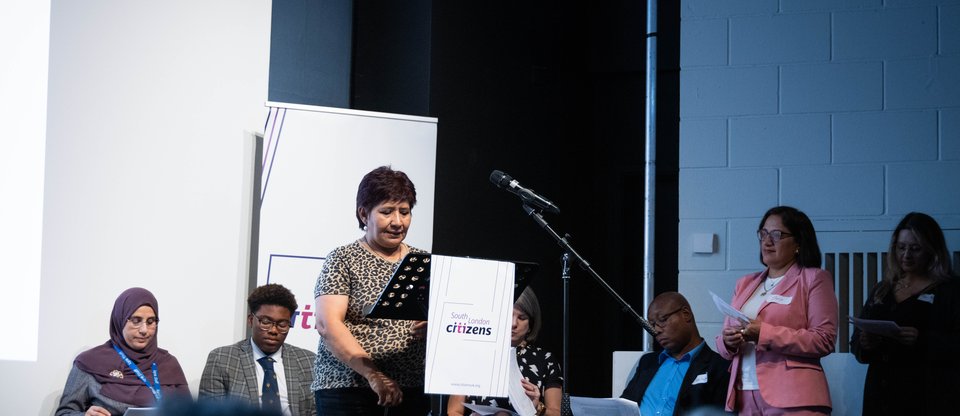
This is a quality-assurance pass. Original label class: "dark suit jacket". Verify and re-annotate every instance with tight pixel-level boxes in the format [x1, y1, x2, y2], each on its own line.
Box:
[199, 339, 317, 416]
[620, 342, 730, 416]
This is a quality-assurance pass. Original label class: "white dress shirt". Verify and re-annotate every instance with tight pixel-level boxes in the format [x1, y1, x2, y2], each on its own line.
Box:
[250, 338, 292, 416]
[739, 274, 785, 391]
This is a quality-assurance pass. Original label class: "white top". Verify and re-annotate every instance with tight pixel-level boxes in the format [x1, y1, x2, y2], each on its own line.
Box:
[738, 274, 784, 391]
[250, 338, 291, 416]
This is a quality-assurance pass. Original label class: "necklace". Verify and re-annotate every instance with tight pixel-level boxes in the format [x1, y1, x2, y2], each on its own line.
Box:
[760, 277, 781, 296]
[894, 279, 913, 292]
[360, 239, 405, 263]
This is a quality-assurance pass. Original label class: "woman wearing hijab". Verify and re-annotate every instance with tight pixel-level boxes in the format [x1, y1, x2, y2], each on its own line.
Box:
[56, 287, 189, 416]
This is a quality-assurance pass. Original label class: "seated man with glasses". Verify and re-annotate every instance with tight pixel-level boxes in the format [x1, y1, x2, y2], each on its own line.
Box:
[200, 284, 317, 416]
[620, 292, 731, 416]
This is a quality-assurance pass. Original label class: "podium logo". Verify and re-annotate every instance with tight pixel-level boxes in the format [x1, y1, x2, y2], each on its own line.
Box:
[446, 312, 494, 336]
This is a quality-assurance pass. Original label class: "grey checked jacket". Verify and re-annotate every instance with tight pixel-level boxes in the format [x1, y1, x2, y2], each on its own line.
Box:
[199, 340, 317, 416]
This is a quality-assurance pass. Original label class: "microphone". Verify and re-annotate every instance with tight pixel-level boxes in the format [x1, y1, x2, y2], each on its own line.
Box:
[639, 317, 658, 337]
[489, 170, 561, 214]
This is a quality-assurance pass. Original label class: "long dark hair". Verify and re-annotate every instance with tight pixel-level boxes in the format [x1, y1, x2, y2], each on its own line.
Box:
[874, 212, 954, 302]
[758, 206, 822, 268]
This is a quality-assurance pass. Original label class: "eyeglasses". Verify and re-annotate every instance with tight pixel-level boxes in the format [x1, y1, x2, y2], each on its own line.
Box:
[252, 314, 291, 333]
[895, 244, 924, 255]
[127, 317, 159, 328]
[649, 307, 684, 329]
[758, 229, 793, 244]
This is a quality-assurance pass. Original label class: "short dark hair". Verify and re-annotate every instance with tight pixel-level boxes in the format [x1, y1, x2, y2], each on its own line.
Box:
[758, 206, 822, 267]
[247, 284, 298, 315]
[355, 166, 417, 230]
[514, 287, 542, 344]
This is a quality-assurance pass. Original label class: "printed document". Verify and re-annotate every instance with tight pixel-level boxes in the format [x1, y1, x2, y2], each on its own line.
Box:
[570, 397, 640, 416]
[506, 347, 536, 416]
[463, 403, 517, 416]
[710, 290, 750, 325]
[455, 347, 536, 416]
[849, 316, 901, 337]
[424, 255, 514, 397]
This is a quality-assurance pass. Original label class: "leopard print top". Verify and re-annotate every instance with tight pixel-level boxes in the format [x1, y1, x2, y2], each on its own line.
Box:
[311, 240, 427, 390]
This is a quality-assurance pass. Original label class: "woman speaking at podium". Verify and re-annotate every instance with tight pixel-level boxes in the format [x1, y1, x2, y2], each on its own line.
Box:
[55, 287, 189, 416]
[312, 166, 430, 415]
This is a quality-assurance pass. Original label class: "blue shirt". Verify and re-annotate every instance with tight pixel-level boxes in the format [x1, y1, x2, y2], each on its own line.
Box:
[639, 341, 705, 416]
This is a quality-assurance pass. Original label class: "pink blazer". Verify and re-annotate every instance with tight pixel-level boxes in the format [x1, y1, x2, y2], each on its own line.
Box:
[714, 264, 838, 411]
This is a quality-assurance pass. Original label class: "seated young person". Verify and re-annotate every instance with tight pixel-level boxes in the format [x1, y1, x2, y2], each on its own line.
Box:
[621, 292, 730, 416]
[199, 284, 317, 416]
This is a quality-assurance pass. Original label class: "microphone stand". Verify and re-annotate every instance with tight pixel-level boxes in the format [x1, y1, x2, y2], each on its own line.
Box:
[521, 204, 653, 415]
[560, 253, 572, 416]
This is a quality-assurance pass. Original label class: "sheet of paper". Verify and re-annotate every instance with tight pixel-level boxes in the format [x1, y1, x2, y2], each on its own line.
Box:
[424, 255, 514, 397]
[463, 403, 518, 416]
[122, 408, 156, 416]
[849, 316, 901, 337]
[507, 347, 537, 416]
[570, 397, 640, 416]
[710, 290, 750, 325]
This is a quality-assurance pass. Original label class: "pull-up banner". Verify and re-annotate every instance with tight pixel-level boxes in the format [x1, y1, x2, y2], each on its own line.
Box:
[254, 101, 437, 351]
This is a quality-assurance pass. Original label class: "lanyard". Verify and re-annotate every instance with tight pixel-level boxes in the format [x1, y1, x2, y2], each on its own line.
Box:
[111, 342, 162, 401]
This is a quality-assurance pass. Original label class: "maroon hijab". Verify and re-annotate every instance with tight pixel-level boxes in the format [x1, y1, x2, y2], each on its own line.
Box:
[74, 287, 188, 406]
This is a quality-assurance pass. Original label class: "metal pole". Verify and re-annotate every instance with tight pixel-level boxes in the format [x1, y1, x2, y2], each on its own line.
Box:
[643, 0, 659, 351]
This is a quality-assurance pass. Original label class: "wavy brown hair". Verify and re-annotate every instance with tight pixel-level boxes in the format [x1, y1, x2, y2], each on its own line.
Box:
[874, 212, 954, 302]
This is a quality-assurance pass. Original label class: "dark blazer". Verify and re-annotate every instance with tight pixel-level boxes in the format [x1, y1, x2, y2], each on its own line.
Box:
[199, 339, 317, 416]
[851, 278, 960, 415]
[620, 342, 730, 416]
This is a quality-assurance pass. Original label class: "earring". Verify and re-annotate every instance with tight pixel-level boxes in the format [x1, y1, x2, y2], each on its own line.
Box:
[795, 248, 799, 255]
[363, 225, 368, 231]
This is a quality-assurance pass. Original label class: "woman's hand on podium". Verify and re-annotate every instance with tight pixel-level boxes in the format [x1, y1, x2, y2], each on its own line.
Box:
[410, 321, 427, 339]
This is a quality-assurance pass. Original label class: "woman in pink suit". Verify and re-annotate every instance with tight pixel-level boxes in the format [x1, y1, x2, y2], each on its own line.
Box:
[715, 206, 838, 415]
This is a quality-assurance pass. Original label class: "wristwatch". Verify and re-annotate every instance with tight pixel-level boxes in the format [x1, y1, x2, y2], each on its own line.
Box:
[535, 401, 546, 416]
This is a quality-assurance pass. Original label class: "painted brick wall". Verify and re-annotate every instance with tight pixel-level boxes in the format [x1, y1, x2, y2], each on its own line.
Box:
[678, 0, 960, 349]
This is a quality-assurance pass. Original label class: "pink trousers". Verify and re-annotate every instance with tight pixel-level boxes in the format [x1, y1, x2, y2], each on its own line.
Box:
[737, 389, 831, 415]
